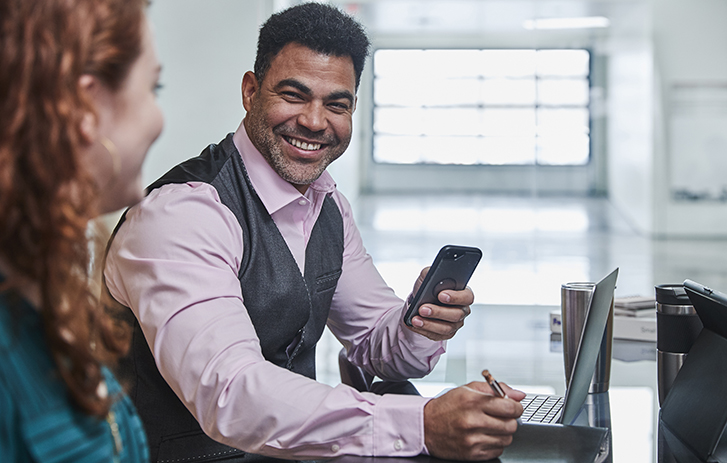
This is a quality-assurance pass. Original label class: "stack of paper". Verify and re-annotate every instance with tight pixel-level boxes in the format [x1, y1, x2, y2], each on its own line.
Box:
[549, 295, 657, 342]
[614, 296, 656, 317]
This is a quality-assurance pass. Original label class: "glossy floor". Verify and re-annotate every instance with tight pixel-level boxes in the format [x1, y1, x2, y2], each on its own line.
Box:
[316, 193, 727, 463]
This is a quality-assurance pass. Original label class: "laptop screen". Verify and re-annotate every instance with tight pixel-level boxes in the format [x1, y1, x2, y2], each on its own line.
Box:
[561, 268, 619, 424]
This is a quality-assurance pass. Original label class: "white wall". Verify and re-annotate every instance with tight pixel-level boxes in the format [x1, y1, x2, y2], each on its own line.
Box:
[651, 0, 727, 237]
[606, 0, 727, 238]
[144, 0, 270, 185]
[607, 40, 655, 234]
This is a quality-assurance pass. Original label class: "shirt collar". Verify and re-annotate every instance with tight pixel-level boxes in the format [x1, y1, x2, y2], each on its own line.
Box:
[232, 120, 337, 215]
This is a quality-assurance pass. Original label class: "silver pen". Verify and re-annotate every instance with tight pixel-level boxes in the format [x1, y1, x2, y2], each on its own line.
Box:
[481, 369, 507, 398]
[482, 369, 523, 424]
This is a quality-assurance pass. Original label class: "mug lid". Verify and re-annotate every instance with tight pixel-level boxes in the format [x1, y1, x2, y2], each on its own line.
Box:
[655, 284, 691, 305]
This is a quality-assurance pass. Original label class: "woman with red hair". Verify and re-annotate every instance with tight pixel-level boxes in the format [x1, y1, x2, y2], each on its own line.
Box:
[0, 0, 163, 460]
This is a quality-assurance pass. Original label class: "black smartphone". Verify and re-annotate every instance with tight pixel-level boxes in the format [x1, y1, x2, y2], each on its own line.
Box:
[403, 245, 482, 327]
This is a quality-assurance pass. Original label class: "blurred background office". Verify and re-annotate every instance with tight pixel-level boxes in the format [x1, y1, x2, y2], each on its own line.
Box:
[142, 0, 727, 303]
[135, 2, 726, 459]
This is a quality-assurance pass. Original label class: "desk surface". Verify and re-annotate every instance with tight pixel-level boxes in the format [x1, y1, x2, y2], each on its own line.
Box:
[409, 304, 659, 463]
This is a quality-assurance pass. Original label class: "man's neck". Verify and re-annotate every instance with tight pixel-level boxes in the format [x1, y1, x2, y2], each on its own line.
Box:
[242, 117, 311, 195]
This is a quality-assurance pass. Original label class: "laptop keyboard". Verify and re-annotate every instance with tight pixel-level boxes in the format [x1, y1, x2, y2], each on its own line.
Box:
[520, 394, 564, 424]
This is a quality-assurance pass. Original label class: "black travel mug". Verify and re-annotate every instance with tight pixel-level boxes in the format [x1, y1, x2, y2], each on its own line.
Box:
[655, 284, 703, 406]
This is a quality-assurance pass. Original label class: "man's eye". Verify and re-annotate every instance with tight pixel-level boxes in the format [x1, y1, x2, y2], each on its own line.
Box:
[329, 102, 349, 111]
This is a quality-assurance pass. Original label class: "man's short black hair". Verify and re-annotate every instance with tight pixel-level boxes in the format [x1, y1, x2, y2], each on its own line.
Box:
[254, 2, 370, 90]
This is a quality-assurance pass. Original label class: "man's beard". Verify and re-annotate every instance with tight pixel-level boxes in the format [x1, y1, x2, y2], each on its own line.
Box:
[245, 105, 350, 187]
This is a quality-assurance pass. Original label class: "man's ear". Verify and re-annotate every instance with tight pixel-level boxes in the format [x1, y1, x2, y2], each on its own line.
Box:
[78, 74, 99, 143]
[241, 71, 259, 112]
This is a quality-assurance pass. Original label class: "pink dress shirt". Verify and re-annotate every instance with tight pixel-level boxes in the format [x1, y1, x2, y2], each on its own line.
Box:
[104, 122, 446, 459]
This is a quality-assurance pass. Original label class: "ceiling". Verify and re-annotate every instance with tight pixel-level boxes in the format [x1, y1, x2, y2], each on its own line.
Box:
[327, 0, 650, 36]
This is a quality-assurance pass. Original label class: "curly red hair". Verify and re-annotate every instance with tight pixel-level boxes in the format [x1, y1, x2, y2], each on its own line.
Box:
[0, 0, 147, 417]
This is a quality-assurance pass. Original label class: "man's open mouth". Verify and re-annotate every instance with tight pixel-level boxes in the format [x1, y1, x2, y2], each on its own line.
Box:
[285, 136, 322, 151]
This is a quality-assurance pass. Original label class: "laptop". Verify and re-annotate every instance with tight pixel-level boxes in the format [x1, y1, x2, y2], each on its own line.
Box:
[520, 268, 619, 425]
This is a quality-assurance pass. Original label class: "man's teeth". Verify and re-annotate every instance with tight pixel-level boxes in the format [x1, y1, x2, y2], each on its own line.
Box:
[287, 137, 321, 151]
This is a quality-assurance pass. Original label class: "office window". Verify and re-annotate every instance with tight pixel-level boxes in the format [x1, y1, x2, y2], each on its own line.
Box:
[372, 49, 591, 165]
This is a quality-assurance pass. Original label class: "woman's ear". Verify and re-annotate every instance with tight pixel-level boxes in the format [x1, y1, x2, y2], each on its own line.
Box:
[77, 74, 99, 143]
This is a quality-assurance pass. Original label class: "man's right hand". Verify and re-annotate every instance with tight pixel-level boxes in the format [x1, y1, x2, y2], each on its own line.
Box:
[423, 381, 525, 461]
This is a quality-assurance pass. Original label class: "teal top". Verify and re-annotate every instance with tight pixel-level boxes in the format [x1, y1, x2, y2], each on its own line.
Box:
[0, 288, 149, 462]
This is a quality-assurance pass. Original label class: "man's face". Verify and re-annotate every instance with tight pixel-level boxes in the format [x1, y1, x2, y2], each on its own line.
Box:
[242, 42, 357, 193]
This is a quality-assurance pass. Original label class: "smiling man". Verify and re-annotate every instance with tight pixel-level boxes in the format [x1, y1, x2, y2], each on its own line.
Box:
[243, 42, 355, 192]
[104, 3, 523, 463]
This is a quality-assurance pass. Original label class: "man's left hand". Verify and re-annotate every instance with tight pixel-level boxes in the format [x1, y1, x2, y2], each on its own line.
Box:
[406, 267, 474, 341]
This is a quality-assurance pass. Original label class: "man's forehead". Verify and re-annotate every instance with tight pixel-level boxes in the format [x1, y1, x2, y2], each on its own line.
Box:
[265, 43, 356, 89]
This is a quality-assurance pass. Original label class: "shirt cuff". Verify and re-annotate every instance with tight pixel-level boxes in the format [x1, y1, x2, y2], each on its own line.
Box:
[373, 393, 431, 457]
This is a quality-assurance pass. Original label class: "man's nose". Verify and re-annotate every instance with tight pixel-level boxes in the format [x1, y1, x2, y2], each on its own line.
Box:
[297, 102, 327, 133]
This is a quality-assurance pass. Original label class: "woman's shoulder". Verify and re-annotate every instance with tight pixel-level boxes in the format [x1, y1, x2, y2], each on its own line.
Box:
[0, 298, 11, 348]
[0, 288, 38, 345]
[0, 296, 72, 421]
[0, 297, 41, 369]
[0, 293, 148, 461]
[0, 342, 148, 462]
[0, 292, 17, 342]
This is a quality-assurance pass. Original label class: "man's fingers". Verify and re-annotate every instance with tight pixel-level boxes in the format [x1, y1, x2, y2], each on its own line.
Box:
[471, 379, 527, 403]
[464, 383, 525, 418]
[408, 318, 464, 340]
[424, 386, 522, 461]
[500, 382, 527, 401]
[439, 286, 474, 306]
[413, 267, 430, 291]
[419, 304, 470, 322]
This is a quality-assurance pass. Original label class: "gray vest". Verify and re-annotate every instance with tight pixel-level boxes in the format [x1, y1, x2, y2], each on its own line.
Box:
[112, 133, 344, 462]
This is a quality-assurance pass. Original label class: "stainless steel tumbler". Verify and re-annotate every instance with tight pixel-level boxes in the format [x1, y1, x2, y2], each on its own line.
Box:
[656, 284, 703, 406]
[561, 282, 614, 393]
